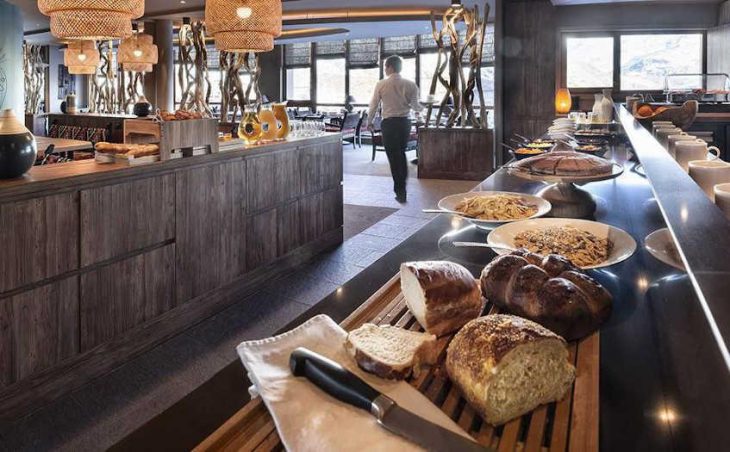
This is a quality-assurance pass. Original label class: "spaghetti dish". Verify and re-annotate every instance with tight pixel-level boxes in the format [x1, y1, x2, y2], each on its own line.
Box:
[454, 194, 538, 221]
[513, 226, 612, 267]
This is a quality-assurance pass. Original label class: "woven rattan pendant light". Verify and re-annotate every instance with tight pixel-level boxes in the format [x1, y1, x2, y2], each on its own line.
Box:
[39, 0, 144, 40]
[64, 40, 100, 75]
[119, 32, 158, 72]
[205, 0, 283, 52]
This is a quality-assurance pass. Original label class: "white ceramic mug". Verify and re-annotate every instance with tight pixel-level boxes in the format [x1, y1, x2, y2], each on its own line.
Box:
[652, 122, 676, 136]
[674, 140, 721, 172]
[713, 183, 730, 220]
[667, 134, 697, 158]
[688, 160, 730, 200]
[655, 127, 683, 148]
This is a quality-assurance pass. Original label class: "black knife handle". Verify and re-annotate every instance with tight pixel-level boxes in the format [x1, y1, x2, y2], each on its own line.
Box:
[290, 347, 380, 412]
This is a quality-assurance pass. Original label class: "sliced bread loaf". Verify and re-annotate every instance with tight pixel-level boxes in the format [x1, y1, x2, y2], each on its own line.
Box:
[345, 324, 438, 380]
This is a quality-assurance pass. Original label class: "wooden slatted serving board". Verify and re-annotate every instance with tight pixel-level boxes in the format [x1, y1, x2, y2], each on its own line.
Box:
[195, 275, 599, 452]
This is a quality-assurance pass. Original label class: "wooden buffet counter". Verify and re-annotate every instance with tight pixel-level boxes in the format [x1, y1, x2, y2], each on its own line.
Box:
[0, 133, 344, 420]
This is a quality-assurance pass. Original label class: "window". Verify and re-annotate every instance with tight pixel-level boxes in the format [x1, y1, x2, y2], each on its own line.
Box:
[286, 67, 310, 100]
[565, 36, 614, 88]
[316, 58, 345, 104]
[349, 67, 380, 105]
[419, 52, 448, 101]
[382, 56, 416, 82]
[620, 34, 703, 91]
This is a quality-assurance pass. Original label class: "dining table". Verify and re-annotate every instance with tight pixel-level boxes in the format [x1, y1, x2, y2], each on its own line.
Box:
[35, 136, 94, 156]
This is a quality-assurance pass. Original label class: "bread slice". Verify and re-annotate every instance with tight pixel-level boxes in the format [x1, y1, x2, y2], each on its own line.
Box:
[400, 261, 483, 337]
[446, 315, 575, 425]
[345, 324, 438, 380]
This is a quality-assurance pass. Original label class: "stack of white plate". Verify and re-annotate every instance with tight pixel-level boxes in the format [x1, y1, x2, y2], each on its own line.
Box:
[547, 118, 576, 140]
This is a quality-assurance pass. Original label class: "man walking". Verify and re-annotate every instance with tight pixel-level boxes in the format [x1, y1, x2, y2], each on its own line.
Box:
[367, 55, 422, 203]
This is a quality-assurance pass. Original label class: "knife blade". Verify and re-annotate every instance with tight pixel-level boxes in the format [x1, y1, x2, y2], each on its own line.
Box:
[290, 347, 491, 452]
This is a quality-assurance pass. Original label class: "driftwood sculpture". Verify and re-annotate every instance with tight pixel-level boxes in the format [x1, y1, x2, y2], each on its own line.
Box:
[89, 41, 118, 114]
[219, 51, 262, 122]
[23, 43, 46, 114]
[219, 51, 246, 123]
[426, 3, 489, 129]
[178, 20, 212, 116]
[121, 71, 145, 113]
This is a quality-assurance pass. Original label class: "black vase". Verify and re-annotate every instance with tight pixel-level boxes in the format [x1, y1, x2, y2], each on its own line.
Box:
[0, 109, 37, 179]
[133, 96, 152, 117]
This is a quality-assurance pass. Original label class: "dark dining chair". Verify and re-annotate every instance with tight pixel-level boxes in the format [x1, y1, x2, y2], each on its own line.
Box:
[326, 111, 361, 147]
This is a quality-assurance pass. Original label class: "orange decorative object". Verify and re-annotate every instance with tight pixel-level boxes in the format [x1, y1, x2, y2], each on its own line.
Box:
[272, 102, 289, 140]
[555, 88, 572, 114]
[258, 105, 278, 141]
[637, 105, 654, 117]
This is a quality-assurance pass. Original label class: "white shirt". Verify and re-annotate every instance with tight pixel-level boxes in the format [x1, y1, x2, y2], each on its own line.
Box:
[367, 73, 422, 124]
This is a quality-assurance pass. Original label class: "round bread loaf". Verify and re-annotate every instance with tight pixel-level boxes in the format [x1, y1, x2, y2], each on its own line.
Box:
[480, 250, 612, 341]
[446, 314, 575, 426]
[513, 151, 613, 176]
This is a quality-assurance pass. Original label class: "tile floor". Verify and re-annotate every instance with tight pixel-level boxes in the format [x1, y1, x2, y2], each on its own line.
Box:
[0, 144, 479, 451]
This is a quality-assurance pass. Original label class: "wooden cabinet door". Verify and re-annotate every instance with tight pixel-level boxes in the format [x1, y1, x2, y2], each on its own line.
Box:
[175, 162, 247, 303]
[0, 276, 78, 387]
[0, 193, 78, 293]
[246, 150, 300, 212]
[80, 244, 175, 351]
[299, 141, 343, 196]
[80, 174, 175, 266]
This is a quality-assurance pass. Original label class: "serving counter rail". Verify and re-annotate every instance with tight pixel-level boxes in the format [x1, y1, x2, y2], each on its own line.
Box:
[0, 134, 344, 420]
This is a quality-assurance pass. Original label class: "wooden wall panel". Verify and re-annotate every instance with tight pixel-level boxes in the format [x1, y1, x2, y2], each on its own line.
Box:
[502, 0, 557, 147]
[300, 141, 343, 195]
[0, 276, 78, 386]
[175, 162, 247, 303]
[0, 193, 79, 293]
[247, 151, 300, 212]
[80, 244, 175, 350]
[80, 174, 175, 266]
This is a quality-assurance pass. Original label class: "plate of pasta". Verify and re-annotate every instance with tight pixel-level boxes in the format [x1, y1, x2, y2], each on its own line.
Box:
[437, 191, 552, 229]
[487, 218, 636, 269]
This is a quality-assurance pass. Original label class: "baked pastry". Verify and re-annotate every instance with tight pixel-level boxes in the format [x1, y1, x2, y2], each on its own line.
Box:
[513, 151, 613, 176]
[480, 250, 612, 341]
[345, 324, 438, 380]
[125, 143, 159, 157]
[400, 261, 483, 337]
[94, 142, 127, 154]
[446, 314, 575, 425]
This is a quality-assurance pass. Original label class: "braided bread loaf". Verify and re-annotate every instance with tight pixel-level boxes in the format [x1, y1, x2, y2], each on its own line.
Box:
[480, 250, 611, 341]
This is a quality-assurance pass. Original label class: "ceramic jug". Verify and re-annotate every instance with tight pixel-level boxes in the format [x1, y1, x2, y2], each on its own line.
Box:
[592, 94, 604, 122]
[601, 89, 614, 122]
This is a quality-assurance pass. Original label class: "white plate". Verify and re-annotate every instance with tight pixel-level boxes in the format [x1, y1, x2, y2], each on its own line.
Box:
[437, 191, 552, 229]
[644, 228, 685, 271]
[487, 218, 637, 269]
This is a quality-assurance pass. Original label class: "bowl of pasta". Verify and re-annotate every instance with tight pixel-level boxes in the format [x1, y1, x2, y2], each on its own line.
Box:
[437, 191, 552, 229]
[487, 218, 637, 269]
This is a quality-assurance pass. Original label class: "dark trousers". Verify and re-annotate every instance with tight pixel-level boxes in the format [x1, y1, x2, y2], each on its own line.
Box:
[381, 117, 411, 195]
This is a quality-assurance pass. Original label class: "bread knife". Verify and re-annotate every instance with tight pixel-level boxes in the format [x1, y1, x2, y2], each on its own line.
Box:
[290, 347, 491, 452]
